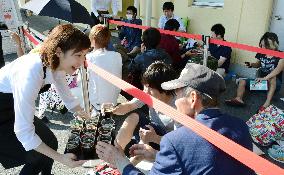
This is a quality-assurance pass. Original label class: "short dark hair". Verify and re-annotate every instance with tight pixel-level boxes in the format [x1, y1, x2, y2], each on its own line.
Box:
[259, 32, 279, 50]
[164, 19, 180, 31]
[163, 2, 174, 11]
[127, 6, 137, 15]
[142, 28, 161, 49]
[211, 23, 225, 38]
[142, 61, 177, 95]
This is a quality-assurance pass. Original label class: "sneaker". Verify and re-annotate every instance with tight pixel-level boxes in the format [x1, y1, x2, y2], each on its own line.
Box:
[268, 147, 284, 163]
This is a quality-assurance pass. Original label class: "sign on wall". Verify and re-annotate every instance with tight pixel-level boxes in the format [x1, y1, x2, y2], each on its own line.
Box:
[0, 0, 23, 55]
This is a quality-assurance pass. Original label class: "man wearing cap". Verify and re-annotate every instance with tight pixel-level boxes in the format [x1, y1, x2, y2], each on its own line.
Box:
[96, 63, 254, 175]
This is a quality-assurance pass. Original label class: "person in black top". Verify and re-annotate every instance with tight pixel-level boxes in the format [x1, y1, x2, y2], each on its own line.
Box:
[209, 24, 232, 75]
[225, 32, 283, 111]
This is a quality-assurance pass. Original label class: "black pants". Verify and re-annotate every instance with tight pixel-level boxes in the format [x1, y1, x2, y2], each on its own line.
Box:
[0, 93, 58, 175]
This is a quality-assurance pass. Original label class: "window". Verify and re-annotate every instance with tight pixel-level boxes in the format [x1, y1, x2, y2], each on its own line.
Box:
[192, 0, 224, 7]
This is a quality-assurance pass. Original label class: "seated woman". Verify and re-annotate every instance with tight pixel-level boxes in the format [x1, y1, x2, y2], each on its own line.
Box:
[87, 24, 122, 112]
[225, 32, 283, 111]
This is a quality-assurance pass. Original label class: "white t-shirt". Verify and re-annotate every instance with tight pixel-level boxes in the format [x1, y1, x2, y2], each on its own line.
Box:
[91, 0, 119, 17]
[0, 53, 79, 151]
[87, 48, 122, 110]
[158, 14, 186, 32]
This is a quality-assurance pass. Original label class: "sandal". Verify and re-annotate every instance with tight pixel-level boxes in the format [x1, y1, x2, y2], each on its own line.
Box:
[225, 99, 246, 107]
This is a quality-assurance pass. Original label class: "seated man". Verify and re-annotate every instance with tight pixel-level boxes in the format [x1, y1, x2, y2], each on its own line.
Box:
[209, 23, 232, 76]
[87, 24, 122, 111]
[225, 32, 283, 111]
[127, 28, 172, 91]
[96, 63, 255, 175]
[159, 19, 183, 69]
[115, 6, 142, 63]
[106, 62, 178, 162]
[158, 2, 185, 32]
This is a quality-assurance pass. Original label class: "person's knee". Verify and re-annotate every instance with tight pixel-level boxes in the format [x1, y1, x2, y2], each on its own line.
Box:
[122, 113, 139, 128]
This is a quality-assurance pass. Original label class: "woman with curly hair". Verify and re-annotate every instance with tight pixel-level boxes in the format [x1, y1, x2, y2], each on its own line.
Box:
[0, 24, 90, 174]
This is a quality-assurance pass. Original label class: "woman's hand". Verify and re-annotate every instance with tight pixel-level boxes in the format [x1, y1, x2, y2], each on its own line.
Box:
[9, 30, 21, 46]
[59, 153, 87, 168]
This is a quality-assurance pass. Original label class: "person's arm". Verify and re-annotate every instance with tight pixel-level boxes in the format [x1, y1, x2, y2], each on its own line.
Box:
[262, 59, 284, 80]
[52, 71, 80, 111]
[91, 0, 99, 17]
[217, 47, 231, 67]
[11, 61, 85, 167]
[128, 20, 142, 54]
[218, 56, 227, 67]
[112, 97, 143, 115]
[118, 23, 126, 40]
[9, 31, 24, 57]
[128, 46, 140, 55]
[35, 142, 86, 168]
[52, 70, 89, 118]
[250, 60, 261, 68]
[158, 16, 164, 29]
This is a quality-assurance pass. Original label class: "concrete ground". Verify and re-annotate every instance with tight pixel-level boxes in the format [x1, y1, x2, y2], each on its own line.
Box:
[1, 13, 284, 174]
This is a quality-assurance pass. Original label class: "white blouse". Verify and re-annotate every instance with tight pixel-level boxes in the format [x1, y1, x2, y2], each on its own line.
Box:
[91, 0, 119, 17]
[0, 53, 79, 151]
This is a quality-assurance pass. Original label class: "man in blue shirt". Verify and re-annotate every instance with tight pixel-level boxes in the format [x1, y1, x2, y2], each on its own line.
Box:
[115, 6, 142, 61]
[96, 63, 255, 175]
[127, 28, 172, 90]
[209, 24, 232, 75]
[158, 2, 185, 32]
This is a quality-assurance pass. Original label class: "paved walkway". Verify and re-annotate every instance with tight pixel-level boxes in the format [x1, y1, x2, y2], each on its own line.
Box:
[1, 13, 284, 174]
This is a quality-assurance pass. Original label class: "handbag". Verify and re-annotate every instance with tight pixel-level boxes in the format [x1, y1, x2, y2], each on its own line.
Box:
[246, 105, 284, 146]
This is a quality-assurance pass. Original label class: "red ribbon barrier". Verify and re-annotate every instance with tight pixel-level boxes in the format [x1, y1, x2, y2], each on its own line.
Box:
[109, 20, 284, 59]
[87, 61, 284, 175]
[22, 28, 40, 45]
[23, 25, 284, 175]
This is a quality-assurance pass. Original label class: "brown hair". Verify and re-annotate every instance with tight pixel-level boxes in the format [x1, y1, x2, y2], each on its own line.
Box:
[259, 32, 279, 51]
[89, 24, 111, 49]
[40, 24, 91, 70]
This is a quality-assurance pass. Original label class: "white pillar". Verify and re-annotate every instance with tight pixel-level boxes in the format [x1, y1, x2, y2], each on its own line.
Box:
[145, 0, 152, 26]
[134, 0, 140, 17]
